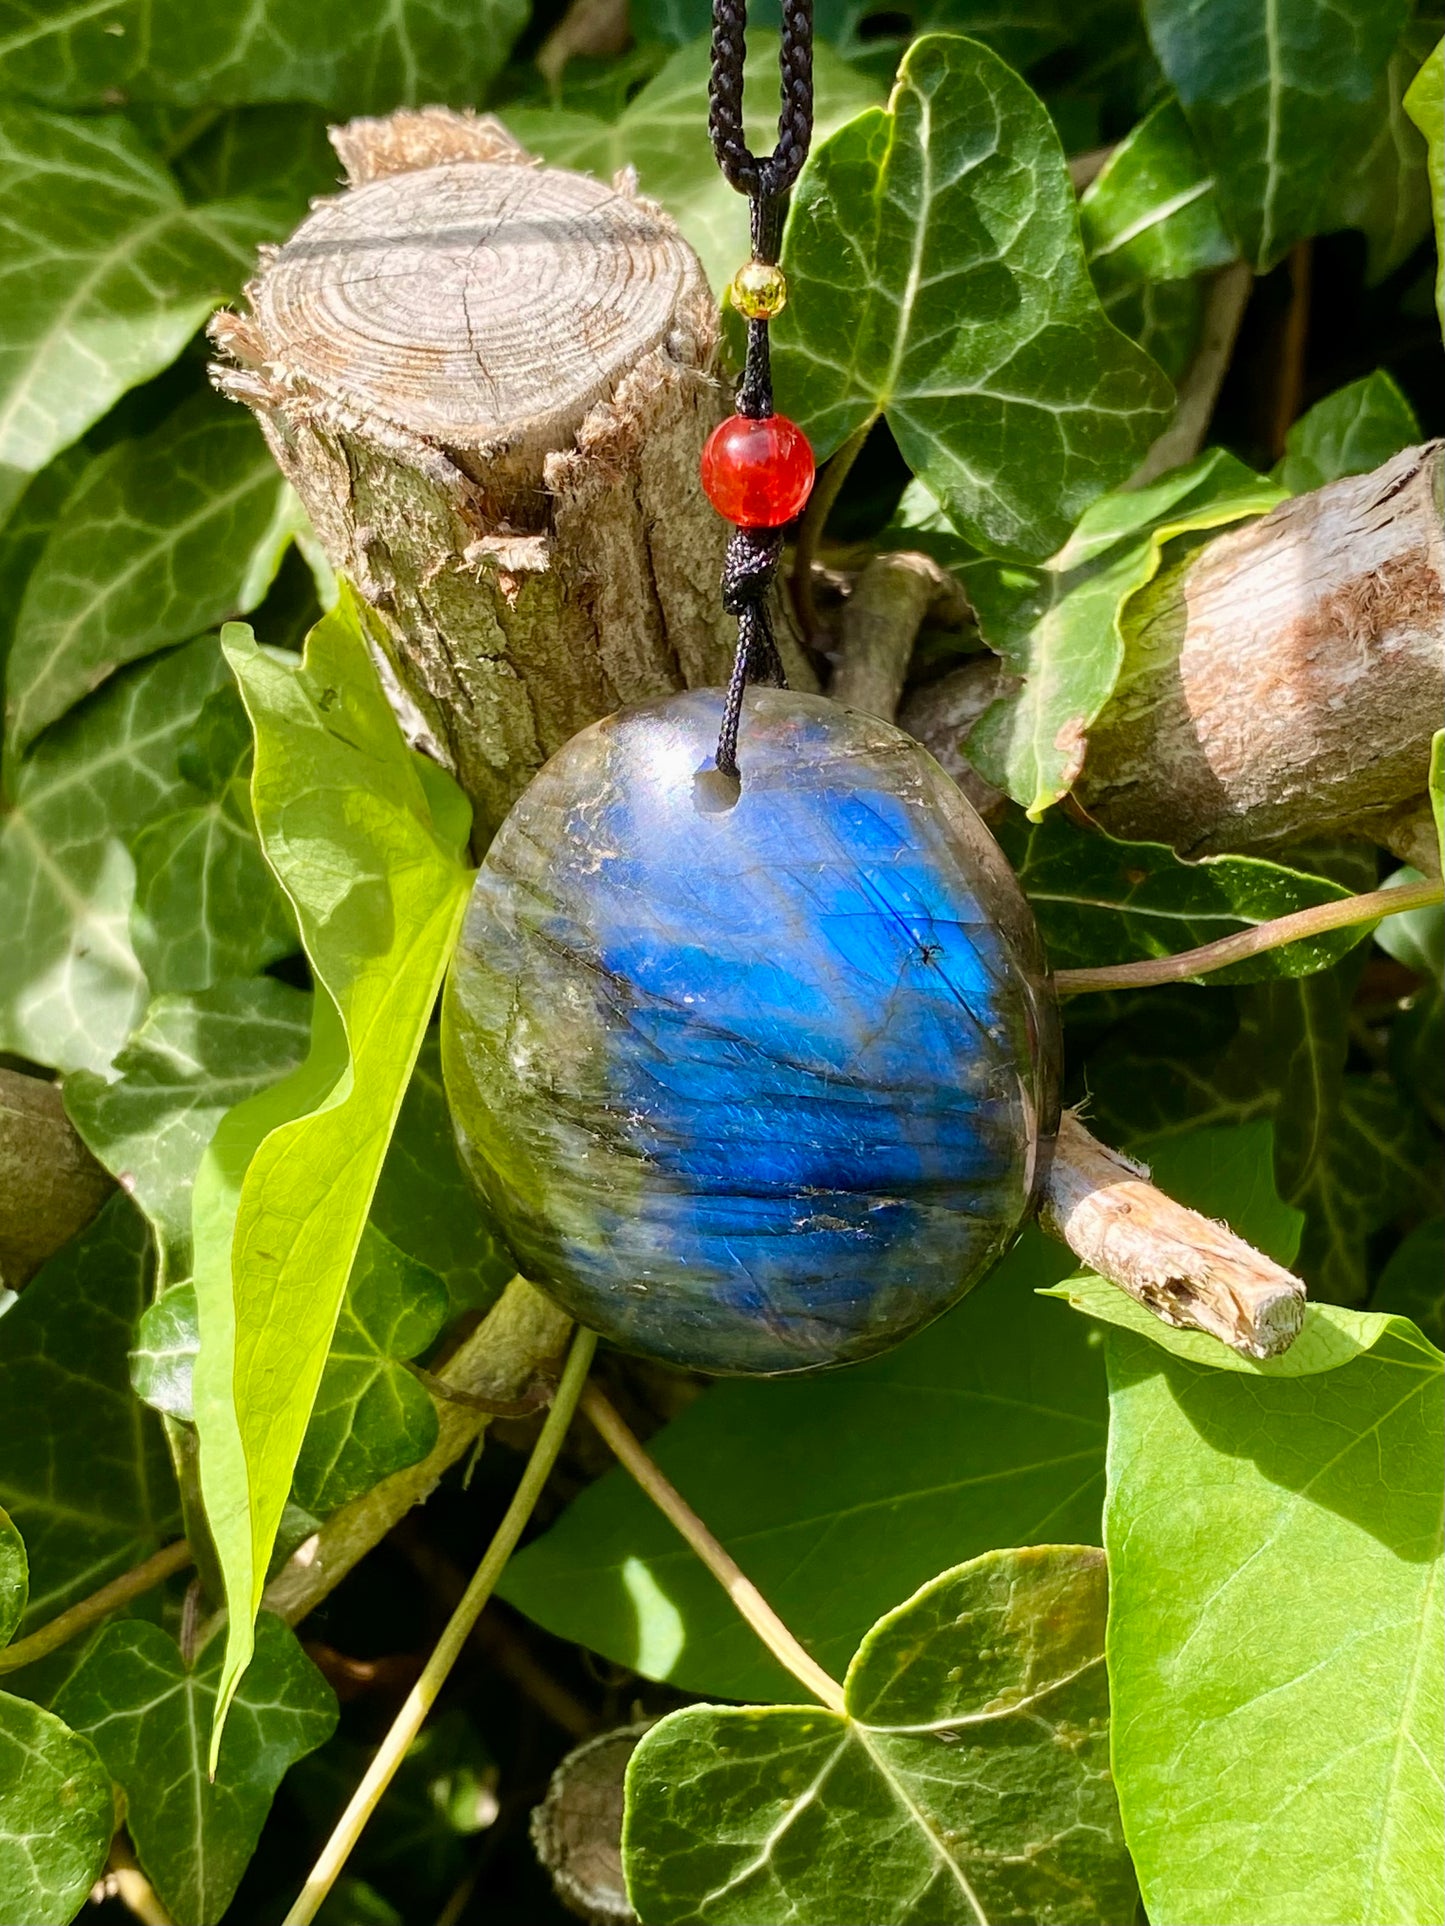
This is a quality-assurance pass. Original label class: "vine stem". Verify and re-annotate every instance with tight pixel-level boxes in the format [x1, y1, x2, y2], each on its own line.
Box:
[790, 413, 875, 644]
[282, 1325, 598, 1926]
[0, 1539, 192, 1676]
[580, 1382, 847, 1713]
[1051, 877, 1443, 996]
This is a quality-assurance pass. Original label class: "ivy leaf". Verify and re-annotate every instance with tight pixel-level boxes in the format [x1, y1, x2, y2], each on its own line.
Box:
[170, 104, 340, 217]
[0, 1194, 177, 1632]
[130, 682, 299, 994]
[1003, 811, 1360, 981]
[1373, 1217, 1445, 1349]
[965, 449, 1284, 816]
[0, 635, 230, 1077]
[65, 976, 313, 1283]
[1273, 368, 1422, 495]
[623, 1546, 1137, 1926]
[773, 33, 1173, 562]
[292, 1225, 448, 1516]
[0, 1691, 113, 1926]
[0, 0, 528, 117]
[6, 393, 297, 755]
[632, 0, 1072, 71]
[369, 1030, 513, 1318]
[1104, 1306, 1442, 1923]
[0, 443, 86, 665]
[1405, 37, 1444, 337]
[1079, 94, 1235, 283]
[1334, 19, 1438, 282]
[0, 109, 280, 492]
[54, 1612, 337, 1926]
[503, 1231, 1106, 1702]
[191, 593, 473, 1746]
[0, 1510, 23, 1651]
[1144, 0, 1411, 270]
[506, 36, 878, 302]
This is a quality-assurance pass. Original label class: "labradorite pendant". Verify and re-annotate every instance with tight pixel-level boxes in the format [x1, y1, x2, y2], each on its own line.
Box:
[442, 688, 1060, 1376]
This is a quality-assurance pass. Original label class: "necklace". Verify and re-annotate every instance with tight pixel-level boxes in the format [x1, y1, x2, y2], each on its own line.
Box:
[442, 0, 1061, 1376]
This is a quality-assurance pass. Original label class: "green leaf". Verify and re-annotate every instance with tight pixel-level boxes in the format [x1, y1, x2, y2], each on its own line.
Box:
[1104, 1312, 1443, 1922]
[369, 1029, 513, 1318]
[1404, 36, 1444, 336]
[0, 108, 279, 490]
[1092, 260, 1206, 384]
[0, 635, 231, 1076]
[1431, 728, 1445, 867]
[623, 1546, 1137, 1926]
[1334, 19, 1438, 282]
[1079, 94, 1235, 283]
[54, 1612, 337, 1926]
[1273, 368, 1422, 495]
[0, 1194, 177, 1632]
[6, 393, 296, 754]
[292, 1225, 447, 1516]
[1373, 1217, 1445, 1350]
[772, 33, 1174, 562]
[0, 1690, 113, 1926]
[130, 682, 299, 994]
[1144, 0, 1412, 270]
[65, 976, 312, 1283]
[633, 0, 1072, 71]
[505, 36, 879, 302]
[0, 443, 86, 671]
[503, 1231, 1107, 1703]
[0, 0, 528, 117]
[1003, 810, 1361, 980]
[965, 449, 1284, 815]
[0, 1510, 23, 1651]
[170, 104, 340, 218]
[1375, 864, 1443, 978]
[191, 593, 473, 1745]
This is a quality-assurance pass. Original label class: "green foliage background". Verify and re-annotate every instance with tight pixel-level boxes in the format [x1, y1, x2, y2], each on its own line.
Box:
[0, 1, 1440, 1922]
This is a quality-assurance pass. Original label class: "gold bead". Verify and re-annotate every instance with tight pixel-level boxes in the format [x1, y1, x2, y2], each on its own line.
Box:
[730, 259, 788, 320]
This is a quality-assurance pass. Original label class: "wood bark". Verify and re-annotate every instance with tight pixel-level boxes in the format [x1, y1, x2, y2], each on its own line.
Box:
[1043, 1113, 1305, 1358]
[209, 108, 743, 839]
[908, 442, 1445, 858]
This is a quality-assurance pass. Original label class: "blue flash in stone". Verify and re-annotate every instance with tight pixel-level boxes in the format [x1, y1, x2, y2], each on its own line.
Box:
[442, 688, 1060, 1375]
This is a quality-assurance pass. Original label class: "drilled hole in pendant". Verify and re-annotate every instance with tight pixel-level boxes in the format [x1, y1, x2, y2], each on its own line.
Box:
[693, 763, 742, 813]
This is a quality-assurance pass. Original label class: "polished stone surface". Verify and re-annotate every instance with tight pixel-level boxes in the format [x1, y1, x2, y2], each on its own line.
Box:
[443, 689, 1060, 1375]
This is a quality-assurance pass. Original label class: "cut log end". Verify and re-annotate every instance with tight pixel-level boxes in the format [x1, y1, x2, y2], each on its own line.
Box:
[1042, 1111, 1307, 1359]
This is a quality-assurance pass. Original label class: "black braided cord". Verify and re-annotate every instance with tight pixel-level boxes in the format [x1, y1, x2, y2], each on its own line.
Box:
[707, 0, 814, 781]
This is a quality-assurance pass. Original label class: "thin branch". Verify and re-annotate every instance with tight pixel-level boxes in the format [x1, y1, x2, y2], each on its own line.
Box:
[282, 1325, 598, 1926]
[0, 1540, 192, 1676]
[791, 414, 874, 644]
[102, 1835, 177, 1926]
[580, 1382, 847, 1714]
[1052, 877, 1443, 996]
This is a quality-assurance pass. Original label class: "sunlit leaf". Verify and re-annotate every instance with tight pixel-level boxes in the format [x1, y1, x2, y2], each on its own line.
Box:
[1079, 94, 1235, 282]
[1105, 1304, 1442, 1924]
[1405, 37, 1444, 336]
[0, 635, 229, 1076]
[505, 35, 878, 301]
[503, 1232, 1106, 1702]
[773, 34, 1173, 561]
[0, 1690, 112, 1926]
[0, 1510, 23, 1652]
[54, 1612, 336, 1925]
[1144, 0, 1411, 269]
[965, 449, 1283, 815]
[66, 976, 312, 1283]
[191, 592, 473, 1744]
[0, 108, 281, 490]
[623, 1546, 1137, 1926]
[0, 1195, 176, 1631]
[7, 393, 296, 753]
[0, 0, 529, 116]
[1334, 19, 1438, 281]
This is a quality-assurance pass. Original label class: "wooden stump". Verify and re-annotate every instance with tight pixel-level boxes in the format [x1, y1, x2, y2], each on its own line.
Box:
[209, 108, 739, 838]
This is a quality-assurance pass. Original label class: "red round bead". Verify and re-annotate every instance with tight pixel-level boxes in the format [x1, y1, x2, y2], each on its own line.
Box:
[699, 413, 815, 528]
